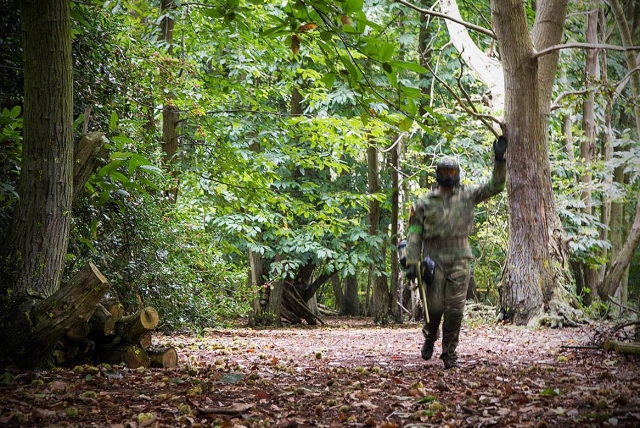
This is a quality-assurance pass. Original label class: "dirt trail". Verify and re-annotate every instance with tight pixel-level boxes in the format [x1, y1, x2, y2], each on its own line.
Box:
[1, 317, 639, 427]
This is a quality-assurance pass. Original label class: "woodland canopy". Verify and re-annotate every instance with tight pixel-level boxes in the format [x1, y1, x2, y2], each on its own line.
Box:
[0, 0, 639, 370]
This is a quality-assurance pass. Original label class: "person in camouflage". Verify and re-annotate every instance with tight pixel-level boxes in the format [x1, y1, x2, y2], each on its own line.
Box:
[405, 136, 507, 369]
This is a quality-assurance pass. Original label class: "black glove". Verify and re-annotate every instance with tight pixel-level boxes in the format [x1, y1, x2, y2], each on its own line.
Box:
[405, 264, 417, 281]
[422, 256, 436, 286]
[493, 135, 507, 161]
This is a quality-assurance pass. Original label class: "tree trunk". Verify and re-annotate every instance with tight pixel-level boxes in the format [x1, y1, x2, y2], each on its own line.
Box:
[600, 0, 640, 300]
[492, 0, 578, 325]
[0, 0, 115, 370]
[342, 273, 360, 316]
[331, 274, 345, 313]
[390, 135, 402, 322]
[577, 5, 599, 305]
[367, 144, 391, 324]
[160, 0, 179, 202]
[94, 344, 150, 369]
[89, 303, 116, 337]
[0, 0, 73, 301]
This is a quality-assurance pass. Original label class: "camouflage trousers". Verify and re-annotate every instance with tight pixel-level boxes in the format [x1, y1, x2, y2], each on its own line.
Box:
[421, 254, 471, 363]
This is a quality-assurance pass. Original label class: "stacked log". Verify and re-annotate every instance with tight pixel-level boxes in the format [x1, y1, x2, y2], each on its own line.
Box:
[55, 304, 178, 369]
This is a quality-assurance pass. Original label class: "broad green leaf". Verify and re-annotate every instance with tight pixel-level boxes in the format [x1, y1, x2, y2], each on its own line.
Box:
[344, 0, 363, 14]
[389, 60, 428, 74]
[97, 160, 123, 178]
[109, 112, 118, 131]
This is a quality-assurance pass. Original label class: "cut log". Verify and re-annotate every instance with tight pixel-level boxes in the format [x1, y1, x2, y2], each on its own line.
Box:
[139, 332, 152, 349]
[604, 339, 640, 355]
[94, 344, 150, 369]
[147, 347, 178, 368]
[115, 306, 159, 344]
[66, 321, 90, 340]
[101, 298, 124, 322]
[2, 263, 110, 369]
[89, 303, 115, 336]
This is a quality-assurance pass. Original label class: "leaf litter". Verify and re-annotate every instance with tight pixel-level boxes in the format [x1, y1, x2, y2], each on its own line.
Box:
[0, 317, 638, 427]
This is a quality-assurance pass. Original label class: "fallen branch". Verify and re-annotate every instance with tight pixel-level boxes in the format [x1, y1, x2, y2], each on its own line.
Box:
[603, 338, 640, 355]
[609, 297, 640, 315]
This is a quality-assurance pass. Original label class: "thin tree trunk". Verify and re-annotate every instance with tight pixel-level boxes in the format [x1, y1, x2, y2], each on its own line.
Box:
[599, 13, 614, 286]
[602, 0, 640, 299]
[390, 135, 402, 322]
[367, 144, 390, 324]
[578, 5, 599, 305]
[160, 0, 179, 202]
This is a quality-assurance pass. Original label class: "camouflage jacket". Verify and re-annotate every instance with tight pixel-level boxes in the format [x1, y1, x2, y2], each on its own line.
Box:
[406, 159, 506, 262]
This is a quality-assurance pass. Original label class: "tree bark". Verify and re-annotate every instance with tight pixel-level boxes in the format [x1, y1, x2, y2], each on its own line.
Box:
[160, 0, 179, 202]
[73, 131, 108, 200]
[600, 0, 640, 300]
[0, 0, 73, 300]
[492, 0, 578, 325]
[577, 5, 600, 305]
[367, 144, 391, 324]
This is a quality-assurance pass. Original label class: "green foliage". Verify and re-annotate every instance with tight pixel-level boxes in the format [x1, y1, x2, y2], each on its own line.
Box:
[67, 190, 251, 330]
[0, 106, 22, 240]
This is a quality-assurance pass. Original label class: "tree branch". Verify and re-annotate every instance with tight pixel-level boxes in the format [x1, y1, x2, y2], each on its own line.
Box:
[535, 42, 640, 58]
[423, 61, 502, 137]
[395, 0, 496, 39]
[550, 89, 589, 111]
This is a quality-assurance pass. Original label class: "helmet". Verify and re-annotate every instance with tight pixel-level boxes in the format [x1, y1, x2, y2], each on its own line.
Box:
[435, 158, 460, 188]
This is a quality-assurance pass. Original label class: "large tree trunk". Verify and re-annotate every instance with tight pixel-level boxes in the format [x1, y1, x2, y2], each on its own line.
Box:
[492, 0, 578, 325]
[0, 0, 97, 367]
[0, 0, 73, 299]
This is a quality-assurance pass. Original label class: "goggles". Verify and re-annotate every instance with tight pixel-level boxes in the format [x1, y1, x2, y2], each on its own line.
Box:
[438, 167, 458, 177]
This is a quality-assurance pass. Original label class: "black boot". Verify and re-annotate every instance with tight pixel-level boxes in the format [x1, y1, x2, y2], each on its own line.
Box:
[443, 357, 458, 369]
[421, 341, 434, 360]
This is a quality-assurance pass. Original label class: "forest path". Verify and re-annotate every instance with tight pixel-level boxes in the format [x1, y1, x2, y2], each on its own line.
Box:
[1, 316, 639, 427]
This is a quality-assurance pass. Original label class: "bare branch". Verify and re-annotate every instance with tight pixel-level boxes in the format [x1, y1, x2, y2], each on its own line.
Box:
[395, 0, 496, 39]
[423, 61, 502, 138]
[535, 42, 640, 58]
